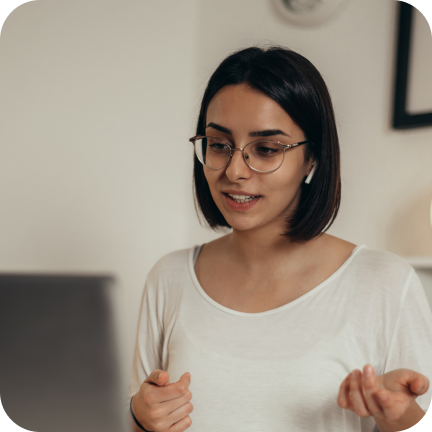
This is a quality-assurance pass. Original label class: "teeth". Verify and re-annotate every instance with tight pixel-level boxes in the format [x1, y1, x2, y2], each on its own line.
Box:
[229, 194, 253, 199]
[227, 193, 259, 204]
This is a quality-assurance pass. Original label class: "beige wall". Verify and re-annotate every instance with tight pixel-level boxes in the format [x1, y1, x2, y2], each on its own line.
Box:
[189, 0, 432, 255]
[1, 0, 431, 381]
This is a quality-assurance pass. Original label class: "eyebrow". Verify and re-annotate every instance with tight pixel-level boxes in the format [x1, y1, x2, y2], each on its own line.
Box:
[206, 122, 290, 138]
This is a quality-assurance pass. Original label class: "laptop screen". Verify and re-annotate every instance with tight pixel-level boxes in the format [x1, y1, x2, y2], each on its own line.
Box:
[0, 274, 129, 432]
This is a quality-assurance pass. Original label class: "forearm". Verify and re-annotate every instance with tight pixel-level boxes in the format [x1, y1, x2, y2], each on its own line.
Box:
[374, 401, 425, 432]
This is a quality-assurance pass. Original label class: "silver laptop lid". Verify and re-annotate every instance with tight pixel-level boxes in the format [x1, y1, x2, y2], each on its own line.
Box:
[0, 274, 129, 432]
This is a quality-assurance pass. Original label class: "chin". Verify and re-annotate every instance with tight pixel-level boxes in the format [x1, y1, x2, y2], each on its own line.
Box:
[223, 215, 262, 232]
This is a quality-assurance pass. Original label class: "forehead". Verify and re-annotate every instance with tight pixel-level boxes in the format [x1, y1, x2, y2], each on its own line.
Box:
[206, 84, 298, 132]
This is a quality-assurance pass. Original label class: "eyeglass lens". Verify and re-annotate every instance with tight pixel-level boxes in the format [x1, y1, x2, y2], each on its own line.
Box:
[194, 137, 285, 172]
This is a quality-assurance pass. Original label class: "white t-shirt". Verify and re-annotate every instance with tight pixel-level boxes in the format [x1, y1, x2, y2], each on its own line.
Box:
[129, 244, 432, 432]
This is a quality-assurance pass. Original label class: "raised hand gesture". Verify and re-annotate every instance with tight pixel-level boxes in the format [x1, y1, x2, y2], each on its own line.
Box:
[337, 364, 429, 431]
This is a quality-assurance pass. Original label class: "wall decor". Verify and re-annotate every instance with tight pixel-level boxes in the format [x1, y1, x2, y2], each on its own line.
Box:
[393, 2, 432, 129]
[273, 0, 350, 26]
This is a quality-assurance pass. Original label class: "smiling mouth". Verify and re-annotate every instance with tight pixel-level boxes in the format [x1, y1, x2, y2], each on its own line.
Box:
[224, 193, 261, 204]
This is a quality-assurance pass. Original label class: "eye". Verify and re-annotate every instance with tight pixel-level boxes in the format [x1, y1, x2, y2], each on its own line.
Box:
[208, 141, 231, 152]
[256, 146, 277, 154]
[253, 143, 282, 156]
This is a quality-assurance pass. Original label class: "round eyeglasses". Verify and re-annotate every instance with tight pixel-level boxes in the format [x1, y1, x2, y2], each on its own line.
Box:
[189, 135, 309, 173]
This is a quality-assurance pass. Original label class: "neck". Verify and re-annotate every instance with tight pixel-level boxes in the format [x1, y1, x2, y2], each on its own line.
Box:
[226, 217, 317, 268]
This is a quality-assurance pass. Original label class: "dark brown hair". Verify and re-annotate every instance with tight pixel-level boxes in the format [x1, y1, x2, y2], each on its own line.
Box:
[193, 45, 341, 243]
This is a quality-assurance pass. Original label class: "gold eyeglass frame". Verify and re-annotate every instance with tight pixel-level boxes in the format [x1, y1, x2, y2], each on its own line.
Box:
[189, 135, 309, 173]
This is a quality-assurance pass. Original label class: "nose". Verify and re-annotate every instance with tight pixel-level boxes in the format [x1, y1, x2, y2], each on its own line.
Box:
[225, 148, 251, 181]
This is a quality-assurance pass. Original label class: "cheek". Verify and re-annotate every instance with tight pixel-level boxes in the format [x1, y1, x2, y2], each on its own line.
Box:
[269, 167, 303, 198]
[263, 169, 305, 214]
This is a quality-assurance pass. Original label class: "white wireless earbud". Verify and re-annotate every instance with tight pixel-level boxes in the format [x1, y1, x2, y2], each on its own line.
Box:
[305, 161, 318, 184]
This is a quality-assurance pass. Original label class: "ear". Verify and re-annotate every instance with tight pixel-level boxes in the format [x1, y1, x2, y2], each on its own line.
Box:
[305, 160, 318, 184]
[305, 158, 314, 175]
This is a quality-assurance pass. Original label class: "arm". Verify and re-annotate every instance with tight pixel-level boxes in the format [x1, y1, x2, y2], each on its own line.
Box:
[373, 400, 425, 432]
[127, 267, 163, 431]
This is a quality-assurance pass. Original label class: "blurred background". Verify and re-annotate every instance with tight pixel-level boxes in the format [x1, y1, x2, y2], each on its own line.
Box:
[0, 0, 431, 385]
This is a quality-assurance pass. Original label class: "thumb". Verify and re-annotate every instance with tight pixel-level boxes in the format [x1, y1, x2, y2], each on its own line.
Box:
[144, 369, 170, 386]
[410, 374, 430, 395]
[156, 371, 169, 386]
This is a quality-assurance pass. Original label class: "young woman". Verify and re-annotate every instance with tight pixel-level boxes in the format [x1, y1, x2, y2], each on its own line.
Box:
[128, 46, 432, 432]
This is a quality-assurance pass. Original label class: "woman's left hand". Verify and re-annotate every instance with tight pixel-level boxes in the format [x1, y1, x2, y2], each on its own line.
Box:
[337, 365, 429, 422]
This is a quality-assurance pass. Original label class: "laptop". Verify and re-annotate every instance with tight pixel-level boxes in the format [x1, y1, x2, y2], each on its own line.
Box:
[0, 274, 130, 432]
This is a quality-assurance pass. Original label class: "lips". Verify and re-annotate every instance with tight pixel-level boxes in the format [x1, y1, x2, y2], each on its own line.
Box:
[222, 189, 261, 197]
[223, 193, 261, 211]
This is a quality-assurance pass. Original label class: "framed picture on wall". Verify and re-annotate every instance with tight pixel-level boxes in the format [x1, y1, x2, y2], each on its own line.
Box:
[393, 2, 432, 129]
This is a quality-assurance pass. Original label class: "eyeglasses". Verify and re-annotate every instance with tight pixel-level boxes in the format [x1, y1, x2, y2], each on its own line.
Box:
[189, 135, 309, 173]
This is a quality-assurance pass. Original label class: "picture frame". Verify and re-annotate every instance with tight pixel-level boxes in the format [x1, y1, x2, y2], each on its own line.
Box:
[393, 2, 432, 129]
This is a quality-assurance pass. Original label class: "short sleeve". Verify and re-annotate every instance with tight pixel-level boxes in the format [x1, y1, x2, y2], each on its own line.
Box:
[128, 275, 164, 403]
[383, 269, 432, 412]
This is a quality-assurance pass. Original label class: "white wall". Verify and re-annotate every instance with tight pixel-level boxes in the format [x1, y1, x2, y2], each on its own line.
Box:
[0, 0, 201, 382]
[188, 0, 432, 255]
[0, 0, 431, 382]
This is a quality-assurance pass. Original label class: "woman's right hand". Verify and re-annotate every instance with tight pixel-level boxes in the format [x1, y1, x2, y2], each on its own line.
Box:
[131, 369, 193, 432]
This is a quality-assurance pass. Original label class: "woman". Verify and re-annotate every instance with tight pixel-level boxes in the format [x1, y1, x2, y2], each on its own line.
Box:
[128, 46, 432, 432]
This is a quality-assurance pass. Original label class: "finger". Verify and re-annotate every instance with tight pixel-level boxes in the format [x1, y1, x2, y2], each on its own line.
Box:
[396, 369, 430, 395]
[349, 370, 371, 417]
[173, 372, 191, 395]
[168, 415, 192, 432]
[166, 399, 194, 427]
[337, 373, 353, 409]
[408, 374, 430, 395]
[158, 371, 170, 385]
[144, 369, 170, 386]
[162, 389, 193, 415]
[361, 365, 383, 415]
[149, 391, 193, 431]
[150, 372, 192, 403]
[162, 372, 191, 400]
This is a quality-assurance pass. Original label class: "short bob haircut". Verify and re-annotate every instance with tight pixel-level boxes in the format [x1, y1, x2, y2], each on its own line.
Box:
[193, 45, 341, 243]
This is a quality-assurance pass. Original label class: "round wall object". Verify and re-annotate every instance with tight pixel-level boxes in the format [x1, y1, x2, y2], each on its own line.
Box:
[273, 0, 350, 26]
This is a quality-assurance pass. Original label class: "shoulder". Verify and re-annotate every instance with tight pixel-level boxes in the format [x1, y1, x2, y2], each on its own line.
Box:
[138, 248, 196, 328]
[348, 246, 416, 301]
[141, 247, 196, 310]
[319, 235, 413, 284]
[150, 247, 192, 274]
[336, 248, 422, 333]
[354, 246, 413, 279]
[146, 247, 196, 287]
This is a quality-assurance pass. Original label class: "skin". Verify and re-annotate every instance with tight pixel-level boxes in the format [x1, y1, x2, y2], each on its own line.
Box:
[195, 84, 429, 430]
[195, 83, 356, 314]
[130, 370, 193, 432]
[204, 84, 310, 237]
[337, 365, 429, 432]
[130, 83, 429, 431]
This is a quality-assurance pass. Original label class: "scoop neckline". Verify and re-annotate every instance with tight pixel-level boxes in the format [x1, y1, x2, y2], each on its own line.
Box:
[188, 244, 366, 317]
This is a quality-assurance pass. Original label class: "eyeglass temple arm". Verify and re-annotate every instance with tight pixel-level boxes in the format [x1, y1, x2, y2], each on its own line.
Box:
[282, 140, 310, 149]
[189, 135, 204, 143]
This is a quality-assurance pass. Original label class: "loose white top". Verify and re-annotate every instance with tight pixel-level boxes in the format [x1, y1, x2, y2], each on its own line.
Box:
[129, 245, 432, 432]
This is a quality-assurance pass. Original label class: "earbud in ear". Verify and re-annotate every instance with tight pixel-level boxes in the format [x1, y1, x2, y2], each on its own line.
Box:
[305, 161, 318, 184]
